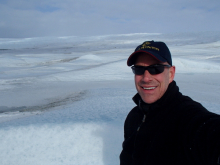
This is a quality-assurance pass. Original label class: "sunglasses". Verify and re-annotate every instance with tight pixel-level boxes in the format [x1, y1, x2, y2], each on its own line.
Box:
[131, 64, 171, 75]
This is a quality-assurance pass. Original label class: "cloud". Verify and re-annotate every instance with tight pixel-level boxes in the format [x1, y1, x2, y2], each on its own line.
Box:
[0, 0, 220, 38]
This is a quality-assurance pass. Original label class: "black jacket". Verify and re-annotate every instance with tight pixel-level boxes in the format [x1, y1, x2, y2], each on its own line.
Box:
[120, 81, 220, 165]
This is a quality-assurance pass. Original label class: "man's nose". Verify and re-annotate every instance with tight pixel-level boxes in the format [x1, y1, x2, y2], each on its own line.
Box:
[142, 70, 153, 81]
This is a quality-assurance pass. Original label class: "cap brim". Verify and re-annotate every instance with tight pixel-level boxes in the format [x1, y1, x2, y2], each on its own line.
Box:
[127, 50, 167, 66]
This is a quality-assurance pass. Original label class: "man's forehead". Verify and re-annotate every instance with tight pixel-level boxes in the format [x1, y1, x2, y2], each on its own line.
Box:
[135, 53, 163, 64]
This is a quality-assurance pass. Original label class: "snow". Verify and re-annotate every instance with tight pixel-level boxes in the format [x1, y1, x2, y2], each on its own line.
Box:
[1, 32, 220, 165]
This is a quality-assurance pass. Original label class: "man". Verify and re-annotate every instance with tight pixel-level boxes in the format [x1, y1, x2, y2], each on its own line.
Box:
[120, 41, 220, 165]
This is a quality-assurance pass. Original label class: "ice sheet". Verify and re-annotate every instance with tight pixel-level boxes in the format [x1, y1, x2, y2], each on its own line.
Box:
[1, 32, 220, 165]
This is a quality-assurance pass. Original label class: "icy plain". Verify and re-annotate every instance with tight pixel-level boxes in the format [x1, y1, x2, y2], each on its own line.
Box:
[0, 32, 220, 165]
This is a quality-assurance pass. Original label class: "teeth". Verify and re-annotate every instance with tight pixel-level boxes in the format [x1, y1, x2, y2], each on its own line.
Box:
[143, 87, 156, 90]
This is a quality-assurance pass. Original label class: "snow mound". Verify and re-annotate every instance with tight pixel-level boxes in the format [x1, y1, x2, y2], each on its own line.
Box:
[77, 54, 102, 61]
[173, 58, 220, 73]
[0, 123, 104, 165]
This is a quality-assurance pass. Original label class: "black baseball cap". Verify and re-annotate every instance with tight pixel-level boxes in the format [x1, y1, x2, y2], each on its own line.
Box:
[127, 41, 172, 66]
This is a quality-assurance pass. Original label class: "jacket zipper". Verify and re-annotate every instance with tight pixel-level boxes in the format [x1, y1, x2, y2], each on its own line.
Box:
[137, 115, 146, 131]
[134, 114, 146, 145]
[132, 114, 146, 161]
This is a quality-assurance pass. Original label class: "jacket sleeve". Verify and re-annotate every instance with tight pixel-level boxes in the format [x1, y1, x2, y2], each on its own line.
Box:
[180, 104, 220, 165]
[192, 116, 220, 165]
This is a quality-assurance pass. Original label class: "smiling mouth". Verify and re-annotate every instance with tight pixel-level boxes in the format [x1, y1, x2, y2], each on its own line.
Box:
[142, 87, 156, 90]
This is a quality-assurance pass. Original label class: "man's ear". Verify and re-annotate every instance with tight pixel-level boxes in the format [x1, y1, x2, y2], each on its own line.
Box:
[169, 66, 176, 83]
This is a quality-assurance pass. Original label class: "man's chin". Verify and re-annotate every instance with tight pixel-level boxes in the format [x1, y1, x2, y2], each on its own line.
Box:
[141, 96, 158, 104]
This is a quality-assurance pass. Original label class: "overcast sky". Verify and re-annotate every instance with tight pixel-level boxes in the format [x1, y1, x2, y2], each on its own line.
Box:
[0, 0, 220, 38]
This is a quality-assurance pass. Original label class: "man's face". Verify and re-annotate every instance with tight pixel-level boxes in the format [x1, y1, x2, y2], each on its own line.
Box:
[134, 53, 175, 104]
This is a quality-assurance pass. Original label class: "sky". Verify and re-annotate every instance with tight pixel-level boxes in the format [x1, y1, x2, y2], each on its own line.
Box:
[0, 0, 220, 38]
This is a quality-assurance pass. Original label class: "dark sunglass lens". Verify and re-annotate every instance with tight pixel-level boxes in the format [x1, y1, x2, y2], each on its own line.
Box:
[147, 65, 164, 75]
[147, 67, 157, 75]
[132, 67, 144, 75]
[155, 65, 164, 74]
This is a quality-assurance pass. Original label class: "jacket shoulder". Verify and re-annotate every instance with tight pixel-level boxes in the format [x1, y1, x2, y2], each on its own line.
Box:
[177, 94, 208, 113]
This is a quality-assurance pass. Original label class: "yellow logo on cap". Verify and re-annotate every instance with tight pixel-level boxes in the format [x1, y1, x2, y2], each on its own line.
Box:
[138, 42, 160, 51]
[144, 42, 151, 45]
